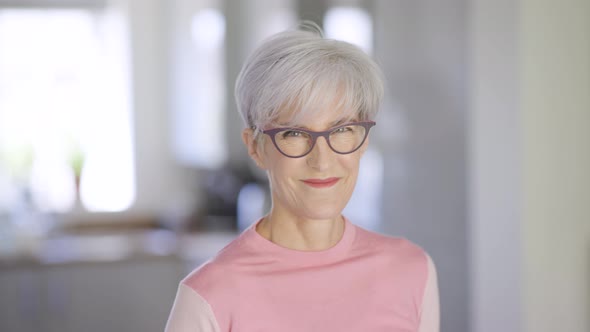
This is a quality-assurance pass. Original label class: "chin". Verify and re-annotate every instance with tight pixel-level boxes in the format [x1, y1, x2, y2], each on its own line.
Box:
[299, 202, 346, 221]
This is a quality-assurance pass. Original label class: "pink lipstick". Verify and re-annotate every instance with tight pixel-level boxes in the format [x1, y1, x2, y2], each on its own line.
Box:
[301, 177, 340, 188]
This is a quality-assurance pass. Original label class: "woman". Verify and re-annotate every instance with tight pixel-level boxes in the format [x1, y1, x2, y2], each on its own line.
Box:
[165, 23, 439, 332]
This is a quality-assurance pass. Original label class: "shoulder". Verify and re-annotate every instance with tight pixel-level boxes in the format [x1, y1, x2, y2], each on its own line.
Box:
[353, 226, 432, 283]
[181, 236, 238, 291]
[165, 283, 220, 332]
[354, 226, 429, 264]
[353, 226, 435, 302]
[181, 229, 261, 298]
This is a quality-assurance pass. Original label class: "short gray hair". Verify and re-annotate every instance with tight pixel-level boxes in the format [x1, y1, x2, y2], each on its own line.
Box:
[234, 22, 384, 130]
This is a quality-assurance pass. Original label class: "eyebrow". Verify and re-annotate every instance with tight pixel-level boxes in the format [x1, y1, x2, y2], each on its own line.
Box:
[280, 118, 356, 130]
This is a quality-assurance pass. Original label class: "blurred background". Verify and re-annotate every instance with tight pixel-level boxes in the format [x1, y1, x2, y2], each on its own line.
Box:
[0, 0, 588, 331]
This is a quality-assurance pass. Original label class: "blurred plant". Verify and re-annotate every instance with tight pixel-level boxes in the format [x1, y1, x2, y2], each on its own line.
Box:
[66, 139, 86, 204]
[0, 144, 34, 184]
[67, 142, 85, 179]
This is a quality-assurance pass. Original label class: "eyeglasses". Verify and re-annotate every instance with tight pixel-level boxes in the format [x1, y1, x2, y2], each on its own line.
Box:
[258, 121, 376, 158]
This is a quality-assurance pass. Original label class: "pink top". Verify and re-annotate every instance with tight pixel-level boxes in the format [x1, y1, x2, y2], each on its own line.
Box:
[165, 218, 439, 332]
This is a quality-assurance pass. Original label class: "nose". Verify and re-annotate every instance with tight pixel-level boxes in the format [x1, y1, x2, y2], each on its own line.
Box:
[306, 136, 334, 170]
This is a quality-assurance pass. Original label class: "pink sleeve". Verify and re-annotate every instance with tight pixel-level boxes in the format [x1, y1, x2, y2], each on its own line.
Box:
[418, 254, 440, 332]
[165, 283, 221, 332]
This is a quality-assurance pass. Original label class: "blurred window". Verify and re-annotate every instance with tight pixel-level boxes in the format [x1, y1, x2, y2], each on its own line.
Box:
[171, 7, 227, 169]
[0, 8, 135, 212]
[324, 6, 373, 55]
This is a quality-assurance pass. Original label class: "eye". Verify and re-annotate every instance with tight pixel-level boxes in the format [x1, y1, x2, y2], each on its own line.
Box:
[333, 125, 354, 134]
[281, 130, 305, 138]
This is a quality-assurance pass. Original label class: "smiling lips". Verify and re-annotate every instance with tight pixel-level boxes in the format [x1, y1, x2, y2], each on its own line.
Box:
[301, 177, 340, 188]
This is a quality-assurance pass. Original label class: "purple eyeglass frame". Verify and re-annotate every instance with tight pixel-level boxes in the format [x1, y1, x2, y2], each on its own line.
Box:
[259, 121, 376, 158]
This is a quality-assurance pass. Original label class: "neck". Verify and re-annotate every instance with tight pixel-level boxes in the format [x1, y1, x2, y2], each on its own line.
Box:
[256, 211, 345, 251]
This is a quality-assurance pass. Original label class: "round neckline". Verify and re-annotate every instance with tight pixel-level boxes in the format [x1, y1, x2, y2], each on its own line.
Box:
[244, 216, 356, 264]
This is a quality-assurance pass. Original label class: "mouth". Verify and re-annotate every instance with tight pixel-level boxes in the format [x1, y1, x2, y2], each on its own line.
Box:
[301, 177, 340, 188]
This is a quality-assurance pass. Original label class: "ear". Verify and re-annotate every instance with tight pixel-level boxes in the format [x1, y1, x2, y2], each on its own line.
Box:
[242, 128, 267, 169]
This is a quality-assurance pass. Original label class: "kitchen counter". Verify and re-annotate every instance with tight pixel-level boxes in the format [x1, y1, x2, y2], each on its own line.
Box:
[0, 228, 237, 269]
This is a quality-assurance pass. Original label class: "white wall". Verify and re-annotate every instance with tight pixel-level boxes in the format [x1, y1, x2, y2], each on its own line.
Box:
[521, 0, 590, 331]
[471, 1, 590, 332]
[470, 0, 523, 331]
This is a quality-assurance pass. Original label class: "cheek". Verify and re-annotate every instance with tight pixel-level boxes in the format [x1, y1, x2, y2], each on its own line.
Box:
[262, 148, 299, 187]
[267, 159, 301, 188]
[266, 162, 308, 209]
[341, 153, 362, 176]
